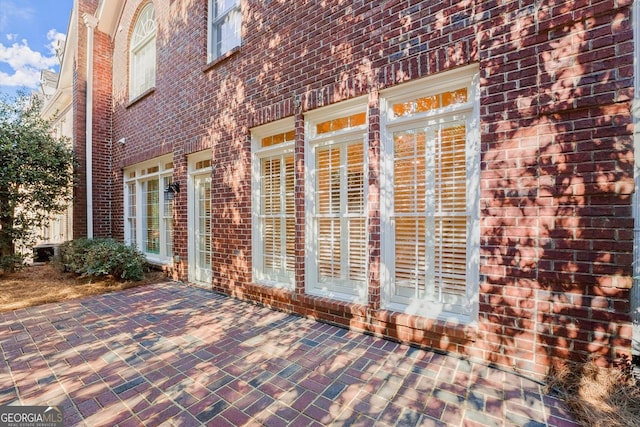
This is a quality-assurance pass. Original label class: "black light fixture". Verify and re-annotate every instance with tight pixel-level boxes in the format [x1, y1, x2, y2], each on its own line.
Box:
[164, 182, 180, 200]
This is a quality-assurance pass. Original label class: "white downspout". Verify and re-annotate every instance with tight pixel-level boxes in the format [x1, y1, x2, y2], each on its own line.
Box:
[83, 13, 98, 239]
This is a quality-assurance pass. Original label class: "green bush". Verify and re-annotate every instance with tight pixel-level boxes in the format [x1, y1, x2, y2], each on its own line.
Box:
[58, 238, 147, 281]
[0, 254, 25, 273]
[58, 238, 95, 273]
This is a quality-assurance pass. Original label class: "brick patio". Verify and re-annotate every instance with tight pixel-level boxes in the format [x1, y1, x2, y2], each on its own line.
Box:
[0, 282, 579, 426]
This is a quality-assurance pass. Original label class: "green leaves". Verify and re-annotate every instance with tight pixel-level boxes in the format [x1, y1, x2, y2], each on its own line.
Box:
[0, 93, 75, 262]
[58, 238, 148, 281]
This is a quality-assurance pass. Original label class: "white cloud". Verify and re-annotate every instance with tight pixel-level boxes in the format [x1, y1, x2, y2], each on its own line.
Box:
[0, 2, 65, 90]
[0, 67, 40, 87]
[0, 38, 61, 89]
[46, 29, 66, 56]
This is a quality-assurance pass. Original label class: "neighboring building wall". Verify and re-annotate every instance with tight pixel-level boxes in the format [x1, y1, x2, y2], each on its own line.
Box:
[41, 105, 74, 244]
[77, 0, 634, 378]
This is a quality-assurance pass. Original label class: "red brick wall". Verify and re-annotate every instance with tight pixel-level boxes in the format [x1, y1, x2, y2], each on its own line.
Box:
[73, 0, 110, 239]
[80, 0, 634, 379]
[92, 29, 113, 238]
[476, 0, 634, 375]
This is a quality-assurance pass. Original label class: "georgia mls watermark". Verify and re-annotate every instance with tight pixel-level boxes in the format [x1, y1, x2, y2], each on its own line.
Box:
[0, 406, 63, 427]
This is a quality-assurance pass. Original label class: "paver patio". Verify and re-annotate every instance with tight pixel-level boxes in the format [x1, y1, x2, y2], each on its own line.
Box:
[0, 282, 579, 426]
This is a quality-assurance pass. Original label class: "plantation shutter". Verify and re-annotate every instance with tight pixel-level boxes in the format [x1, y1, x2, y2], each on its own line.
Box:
[262, 157, 280, 272]
[162, 176, 174, 257]
[316, 141, 366, 286]
[260, 154, 295, 280]
[143, 179, 160, 255]
[432, 124, 467, 297]
[197, 176, 212, 269]
[317, 146, 341, 279]
[393, 130, 427, 297]
[392, 121, 468, 300]
[284, 156, 295, 274]
[346, 143, 366, 282]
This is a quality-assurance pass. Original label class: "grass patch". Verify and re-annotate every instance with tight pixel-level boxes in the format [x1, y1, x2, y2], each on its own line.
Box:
[0, 263, 167, 312]
[547, 358, 640, 427]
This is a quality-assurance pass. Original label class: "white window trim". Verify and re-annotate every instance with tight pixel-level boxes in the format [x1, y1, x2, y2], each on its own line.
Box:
[207, 0, 241, 63]
[379, 65, 480, 324]
[251, 118, 296, 289]
[129, 3, 156, 100]
[305, 97, 369, 304]
[123, 155, 173, 265]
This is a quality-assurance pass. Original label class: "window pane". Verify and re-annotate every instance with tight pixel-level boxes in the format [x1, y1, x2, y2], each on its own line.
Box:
[259, 153, 295, 282]
[433, 217, 467, 296]
[346, 143, 364, 214]
[317, 147, 340, 215]
[163, 176, 174, 258]
[130, 4, 156, 98]
[348, 217, 366, 282]
[214, 0, 237, 16]
[437, 126, 466, 213]
[211, 0, 241, 59]
[394, 217, 426, 296]
[216, 10, 241, 55]
[391, 87, 467, 118]
[394, 131, 426, 213]
[392, 122, 467, 301]
[198, 179, 212, 268]
[284, 156, 295, 274]
[143, 180, 160, 254]
[318, 218, 340, 280]
[132, 4, 155, 45]
[127, 183, 136, 246]
[315, 141, 366, 289]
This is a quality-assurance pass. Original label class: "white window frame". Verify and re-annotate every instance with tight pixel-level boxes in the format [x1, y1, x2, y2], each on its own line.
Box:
[380, 65, 480, 323]
[305, 98, 369, 304]
[129, 3, 156, 100]
[251, 118, 296, 289]
[123, 155, 174, 265]
[207, 0, 241, 62]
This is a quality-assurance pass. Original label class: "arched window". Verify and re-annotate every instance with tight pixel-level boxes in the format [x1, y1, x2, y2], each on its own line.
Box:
[130, 3, 156, 100]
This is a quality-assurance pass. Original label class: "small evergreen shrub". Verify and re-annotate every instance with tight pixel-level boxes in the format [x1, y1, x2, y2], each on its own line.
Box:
[58, 238, 147, 281]
[58, 238, 95, 273]
[0, 254, 25, 274]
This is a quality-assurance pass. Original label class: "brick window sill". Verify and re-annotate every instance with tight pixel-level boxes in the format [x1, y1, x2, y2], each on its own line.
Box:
[126, 87, 156, 109]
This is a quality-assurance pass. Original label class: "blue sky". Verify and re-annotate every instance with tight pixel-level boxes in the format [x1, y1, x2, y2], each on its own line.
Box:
[0, 0, 74, 98]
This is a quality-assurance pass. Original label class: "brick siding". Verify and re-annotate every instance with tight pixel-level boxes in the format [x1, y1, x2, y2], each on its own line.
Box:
[74, 0, 634, 379]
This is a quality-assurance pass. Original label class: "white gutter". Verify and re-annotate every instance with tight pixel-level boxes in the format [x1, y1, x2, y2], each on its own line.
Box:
[82, 13, 98, 239]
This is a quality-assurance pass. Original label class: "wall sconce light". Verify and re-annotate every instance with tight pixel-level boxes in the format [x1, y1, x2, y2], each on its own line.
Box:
[164, 182, 180, 200]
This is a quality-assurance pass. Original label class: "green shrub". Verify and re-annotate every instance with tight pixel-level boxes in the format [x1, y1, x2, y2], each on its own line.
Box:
[58, 238, 95, 273]
[0, 254, 25, 273]
[58, 238, 147, 281]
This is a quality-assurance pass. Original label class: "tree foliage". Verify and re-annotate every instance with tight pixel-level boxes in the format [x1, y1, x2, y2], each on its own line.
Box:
[0, 92, 75, 270]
